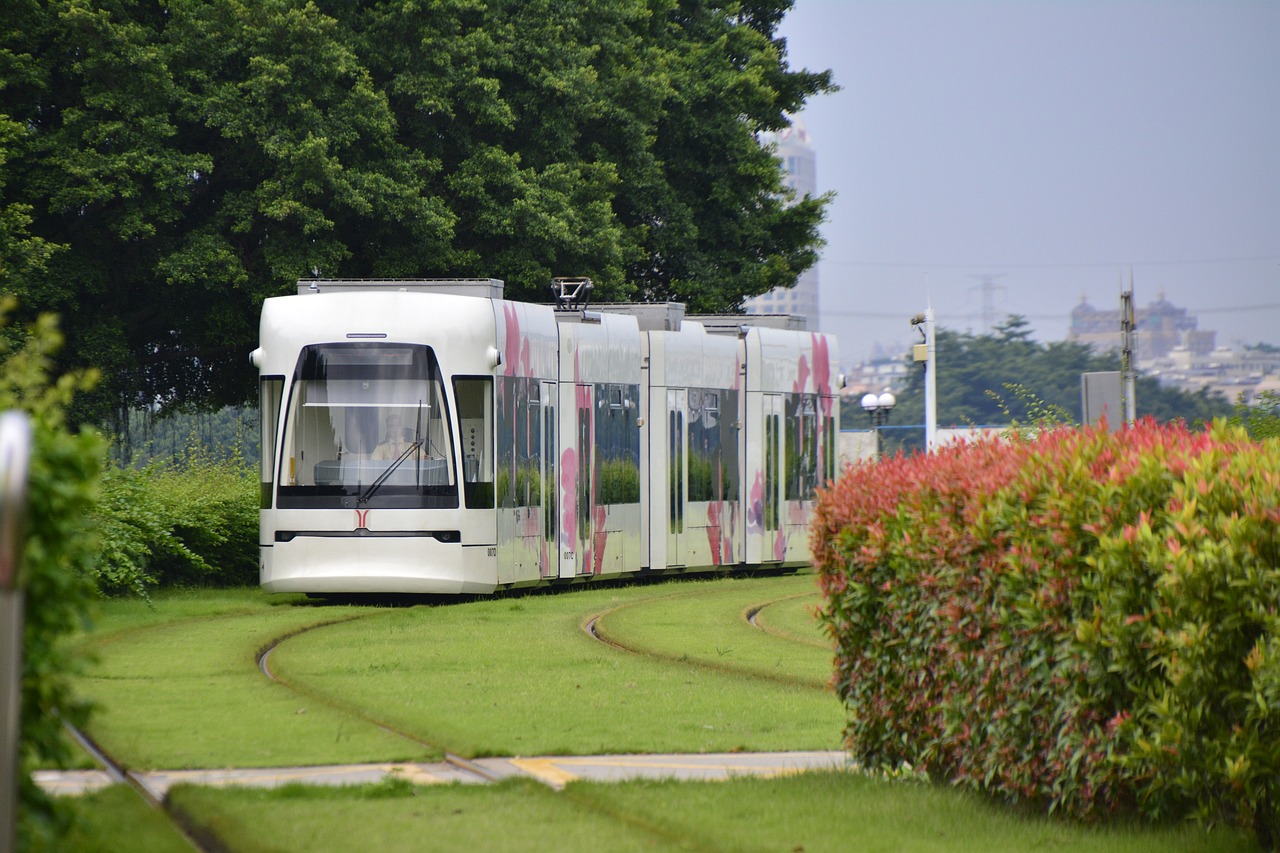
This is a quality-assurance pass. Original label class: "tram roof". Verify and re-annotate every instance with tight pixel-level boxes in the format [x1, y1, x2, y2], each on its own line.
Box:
[296, 279, 505, 300]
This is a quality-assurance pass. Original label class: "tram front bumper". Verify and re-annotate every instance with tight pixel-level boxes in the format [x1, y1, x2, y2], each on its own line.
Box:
[260, 533, 498, 595]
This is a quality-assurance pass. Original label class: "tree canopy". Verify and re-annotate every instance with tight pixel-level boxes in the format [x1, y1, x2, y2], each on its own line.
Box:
[0, 0, 831, 421]
[869, 316, 1234, 452]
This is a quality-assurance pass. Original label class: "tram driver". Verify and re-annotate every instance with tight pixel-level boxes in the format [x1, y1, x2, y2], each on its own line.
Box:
[371, 414, 414, 460]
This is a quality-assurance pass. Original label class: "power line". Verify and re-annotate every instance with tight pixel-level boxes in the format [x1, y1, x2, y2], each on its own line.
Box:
[820, 254, 1280, 270]
[821, 303, 1280, 321]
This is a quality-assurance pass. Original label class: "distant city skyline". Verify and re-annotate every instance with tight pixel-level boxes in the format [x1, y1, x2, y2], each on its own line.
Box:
[777, 1, 1280, 364]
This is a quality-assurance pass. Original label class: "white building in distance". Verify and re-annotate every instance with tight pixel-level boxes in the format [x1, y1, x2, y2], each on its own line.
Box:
[745, 117, 819, 324]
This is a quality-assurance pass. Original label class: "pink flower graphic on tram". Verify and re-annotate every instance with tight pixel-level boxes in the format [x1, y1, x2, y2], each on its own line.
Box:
[747, 471, 765, 532]
[705, 499, 738, 565]
[706, 501, 724, 564]
[560, 448, 578, 554]
[502, 303, 522, 378]
[539, 537, 552, 578]
[592, 505, 609, 575]
[811, 334, 831, 396]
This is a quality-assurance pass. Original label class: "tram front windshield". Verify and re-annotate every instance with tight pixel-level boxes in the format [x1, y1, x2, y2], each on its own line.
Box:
[278, 343, 457, 508]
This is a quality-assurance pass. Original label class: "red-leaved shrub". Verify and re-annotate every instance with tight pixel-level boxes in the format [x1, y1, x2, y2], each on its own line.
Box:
[814, 419, 1280, 847]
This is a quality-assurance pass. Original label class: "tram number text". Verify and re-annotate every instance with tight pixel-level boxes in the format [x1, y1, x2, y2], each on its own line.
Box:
[487, 547, 497, 557]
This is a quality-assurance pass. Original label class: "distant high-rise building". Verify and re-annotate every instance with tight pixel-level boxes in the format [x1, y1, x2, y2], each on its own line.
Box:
[744, 117, 819, 325]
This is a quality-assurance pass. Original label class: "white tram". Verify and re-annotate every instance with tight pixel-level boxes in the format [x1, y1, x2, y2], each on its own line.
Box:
[252, 279, 839, 595]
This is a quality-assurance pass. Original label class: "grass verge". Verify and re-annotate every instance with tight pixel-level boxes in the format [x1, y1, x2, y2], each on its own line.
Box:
[26, 785, 192, 853]
[160, 772, 1261, 853]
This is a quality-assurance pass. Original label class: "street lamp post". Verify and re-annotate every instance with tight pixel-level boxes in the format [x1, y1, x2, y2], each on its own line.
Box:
[860, 391, 896, 459]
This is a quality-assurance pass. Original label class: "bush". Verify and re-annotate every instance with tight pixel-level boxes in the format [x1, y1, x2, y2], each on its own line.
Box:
[813, 419, 1280, 847]
[0, 305, 104, 848]
[95, 447, 258, 595]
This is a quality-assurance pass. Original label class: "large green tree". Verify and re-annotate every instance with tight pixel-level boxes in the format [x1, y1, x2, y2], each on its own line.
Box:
[873, 316, 1233, 452]
[0, 0, 831, 423]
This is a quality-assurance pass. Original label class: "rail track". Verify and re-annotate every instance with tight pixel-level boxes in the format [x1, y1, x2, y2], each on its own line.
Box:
[56, 576, 833, 850]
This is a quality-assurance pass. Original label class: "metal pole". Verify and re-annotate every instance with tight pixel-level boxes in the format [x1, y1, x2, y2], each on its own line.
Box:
[924, 307, 938, 452]
[1120, 281, 1137, 426]
[0, 412, 33, 853]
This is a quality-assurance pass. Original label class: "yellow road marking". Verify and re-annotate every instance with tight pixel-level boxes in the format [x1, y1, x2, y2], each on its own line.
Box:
[386, 764, 450, 785]
[509, 758, 579, 790]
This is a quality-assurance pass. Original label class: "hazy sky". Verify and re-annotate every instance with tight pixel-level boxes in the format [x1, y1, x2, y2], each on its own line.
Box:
[777, 1, 1280, 363]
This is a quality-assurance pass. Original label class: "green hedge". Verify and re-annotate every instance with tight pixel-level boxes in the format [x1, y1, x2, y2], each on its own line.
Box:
[813, 420, 1280, 847]
[94, 449, 258, 595]
[1, 307, 104, 848]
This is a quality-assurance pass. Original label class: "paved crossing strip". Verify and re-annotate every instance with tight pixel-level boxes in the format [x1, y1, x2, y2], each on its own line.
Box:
[36, 751, 852, 796]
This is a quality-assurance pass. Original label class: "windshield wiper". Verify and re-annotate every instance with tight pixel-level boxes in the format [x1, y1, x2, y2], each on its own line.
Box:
[357, 438, 422, 505]
[358, 400, 426, 505]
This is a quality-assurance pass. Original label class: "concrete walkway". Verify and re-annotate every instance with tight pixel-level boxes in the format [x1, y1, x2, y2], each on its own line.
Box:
[36, 751, 851, 798]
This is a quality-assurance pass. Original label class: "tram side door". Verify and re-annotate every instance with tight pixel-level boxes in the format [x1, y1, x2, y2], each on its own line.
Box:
[576, 384, 594, 575]
[540, 380, 557, 578]
[763, 393, 784, 559]
[667, 388, 687, 566]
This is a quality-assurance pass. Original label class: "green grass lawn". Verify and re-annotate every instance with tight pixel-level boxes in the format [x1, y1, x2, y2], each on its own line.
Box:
[164, 773, 1259, 853]
[75, 590, 433, 768]
[42, 575, 1262, 852]
[268, 574, 844, 757]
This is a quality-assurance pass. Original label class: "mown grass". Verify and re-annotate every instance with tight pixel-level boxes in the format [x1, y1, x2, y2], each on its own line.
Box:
[591, 574, 831, 686]
[30, 785, 191, 853]
[163, 773, 1260, 853]
[169, 777, 675, 853]
[268, 574, 845, 757]
[76, 589, 433, 768]
[750, 589, 832, 648]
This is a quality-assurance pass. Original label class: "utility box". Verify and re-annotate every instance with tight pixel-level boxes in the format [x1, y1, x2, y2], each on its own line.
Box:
[1081, 371, 1123, 431]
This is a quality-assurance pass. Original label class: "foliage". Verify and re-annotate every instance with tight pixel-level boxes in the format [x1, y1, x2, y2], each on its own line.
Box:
[112, 404, 259, 467]
[814, 419, 1280, 847]
[1, 0, 831, 421]
[877, 315, 1233, 450]
[94, 446, 258, 595]
[0, 301, 103, 848]
[986, 381, 1074, 440]
[1230, 390, 1280, 442]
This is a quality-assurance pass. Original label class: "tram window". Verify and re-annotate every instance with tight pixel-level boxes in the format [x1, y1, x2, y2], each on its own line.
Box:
[544, 394, 556, 541]
[496, 377, 515, 508]
[498, 376, 545, 509]
[784, 396, 798, 500]
[765, 413, 778, 530]
[829, 412, 839, 484]
[260, 376, 284, 509]
[785, 394, 820, 501]
[688, 388, 717, 503]
[595, 384, 640, 505]
[454, 376, 494, 508]
[720, 389, 739, 501]
[278, 343, 458, 509]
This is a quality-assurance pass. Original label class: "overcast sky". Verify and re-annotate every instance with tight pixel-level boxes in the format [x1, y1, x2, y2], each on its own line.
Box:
[777, 0, 1280, 363]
